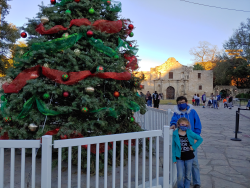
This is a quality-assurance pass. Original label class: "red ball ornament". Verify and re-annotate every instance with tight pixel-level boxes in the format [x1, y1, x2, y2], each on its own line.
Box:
[74, 0, 80, 2]
[107, 1, 111, 4]
[21, 32, 27, 38]
[87, 30, 93, 37]
[139, 85, 144, 89]
[129, 44, 132, 47]
[128, 24, 134, 30]
[50, 0, 56, 4]
[63, 91, 69, 98]
[114, 91, 120, 97]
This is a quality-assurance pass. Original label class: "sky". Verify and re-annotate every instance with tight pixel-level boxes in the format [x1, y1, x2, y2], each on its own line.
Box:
[5, 0, 250, 71]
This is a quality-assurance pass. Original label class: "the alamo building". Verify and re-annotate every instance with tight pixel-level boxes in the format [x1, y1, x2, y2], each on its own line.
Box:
[135, 57, 213, 100]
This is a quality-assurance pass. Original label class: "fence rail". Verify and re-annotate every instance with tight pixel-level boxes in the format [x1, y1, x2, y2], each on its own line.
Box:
[0, 140, 41, 188]
[0, 107, 175, 188]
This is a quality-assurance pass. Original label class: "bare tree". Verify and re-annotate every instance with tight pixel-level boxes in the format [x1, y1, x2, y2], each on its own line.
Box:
[189, 41, 220, 63]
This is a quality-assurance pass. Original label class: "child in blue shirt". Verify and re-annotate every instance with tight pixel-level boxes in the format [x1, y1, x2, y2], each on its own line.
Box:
[172, 117, 203, 188]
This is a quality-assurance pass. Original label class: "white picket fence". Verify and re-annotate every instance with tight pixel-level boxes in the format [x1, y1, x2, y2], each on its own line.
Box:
[0, 107, 176, 188]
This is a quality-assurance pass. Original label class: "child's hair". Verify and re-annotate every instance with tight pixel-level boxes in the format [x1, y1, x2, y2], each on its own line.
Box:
[177, 117, 191, 128]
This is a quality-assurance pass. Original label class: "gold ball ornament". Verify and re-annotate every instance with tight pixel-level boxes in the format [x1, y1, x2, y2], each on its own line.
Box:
[74, 49, 81, 56]
[28, 123, 38, 132]
[41, 16, 49, 24]
[43, 63, 49, 68]
[62, 33, 69, 38]
[85, 87, 94, 93]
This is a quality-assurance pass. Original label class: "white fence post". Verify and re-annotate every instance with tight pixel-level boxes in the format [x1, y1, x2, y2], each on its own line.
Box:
[163, 126, 170, 188]
[167, 109, 172, 126]
[0, 148, 4, 188]
[41, 135, 52, 188]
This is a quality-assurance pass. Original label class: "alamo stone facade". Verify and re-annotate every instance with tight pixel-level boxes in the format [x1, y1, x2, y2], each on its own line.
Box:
[135, 57, 213, 100]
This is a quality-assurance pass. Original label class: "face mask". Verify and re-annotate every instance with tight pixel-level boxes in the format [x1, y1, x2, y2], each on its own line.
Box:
[178, 103, 187, 110]
[179, 126, 188, 131]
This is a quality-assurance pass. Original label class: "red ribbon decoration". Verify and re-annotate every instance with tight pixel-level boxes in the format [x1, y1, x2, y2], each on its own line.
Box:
[3, 66, 131, 93]
[0, 131, 9, 140]
[124, 54, 138, 71]
[36, 19, 123, 35]
[2, 65, 40, 93]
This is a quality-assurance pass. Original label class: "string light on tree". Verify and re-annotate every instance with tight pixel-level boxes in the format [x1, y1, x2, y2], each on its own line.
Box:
[62, 33, 69, 38]
[60, 135, 68, 139]
[130, 117, 135, 122]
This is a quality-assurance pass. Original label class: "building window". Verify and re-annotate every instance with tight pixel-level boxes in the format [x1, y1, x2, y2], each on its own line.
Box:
[169, 72, 173, 79]
[198, 73, 201, 79]
[199, 85, 202, 90]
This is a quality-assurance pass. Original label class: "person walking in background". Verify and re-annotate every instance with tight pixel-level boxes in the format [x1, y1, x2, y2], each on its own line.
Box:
[201, 92, 206, 108]
[172, 117, 203, 188]
[246, 99, 250, 109]
[213, 94, 218, 109]
[153, 91, 159, 108]
[192, 97, 195, 105]
[216, 93, 221, 108]
[146, 91, 150, 103]
[146, 94, 152, 107]
[223, 98, 228, 108]
[228, 95, 233, 109]
[170, 96, 202, 188]
[194, 94, 198, 106]
[196, 94, 200, 106]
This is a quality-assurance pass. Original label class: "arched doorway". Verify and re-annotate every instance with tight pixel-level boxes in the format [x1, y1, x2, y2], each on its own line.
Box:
[220, 89, 231, 98]
[166, 86, 175, 99]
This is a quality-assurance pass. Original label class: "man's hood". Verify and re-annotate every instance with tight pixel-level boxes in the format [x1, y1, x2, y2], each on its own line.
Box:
[173, 104, 193, 115]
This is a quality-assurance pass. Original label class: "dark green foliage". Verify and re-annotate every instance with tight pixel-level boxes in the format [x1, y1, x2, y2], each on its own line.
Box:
[0, 0, 20, 74]
[213, 56, 250, 88]
[236, 92, 250, 99]
[193, 63, 205, 70]
[0, 0, 146, 169]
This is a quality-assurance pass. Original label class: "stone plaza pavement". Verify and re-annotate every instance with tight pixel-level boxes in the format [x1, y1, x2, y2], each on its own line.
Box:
[160, 104, 250, 188]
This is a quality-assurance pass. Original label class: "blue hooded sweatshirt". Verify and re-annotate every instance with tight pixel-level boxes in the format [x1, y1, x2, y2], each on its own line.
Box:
[170, 104, 202, 135]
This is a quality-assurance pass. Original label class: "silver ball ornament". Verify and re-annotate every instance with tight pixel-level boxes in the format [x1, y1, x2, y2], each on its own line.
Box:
[28, 123, 38, 132]
[43, 63, 49, 68]
[74, 49, 81, 56]
[6, 78, 13, 83]
[85, 87, 94, 93]
[41, 16, 49, 24]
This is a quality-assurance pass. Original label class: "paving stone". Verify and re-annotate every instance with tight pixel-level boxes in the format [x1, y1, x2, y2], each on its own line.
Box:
[212, 177, 247, 188]
[200, 174, 213, 188]
[210, 159, 228, 166]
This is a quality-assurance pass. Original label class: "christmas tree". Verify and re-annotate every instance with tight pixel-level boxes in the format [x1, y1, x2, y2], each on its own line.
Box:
[0, 0, 146, 169]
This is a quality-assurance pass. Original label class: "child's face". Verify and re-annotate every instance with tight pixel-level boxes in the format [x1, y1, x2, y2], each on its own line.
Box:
[178, 121, 189, 127]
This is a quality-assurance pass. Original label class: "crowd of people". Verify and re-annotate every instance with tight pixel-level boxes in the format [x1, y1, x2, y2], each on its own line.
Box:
[192, 92, 238, 110]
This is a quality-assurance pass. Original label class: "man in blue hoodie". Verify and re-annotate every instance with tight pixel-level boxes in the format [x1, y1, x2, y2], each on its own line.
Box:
[170, 96, 202, 188]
